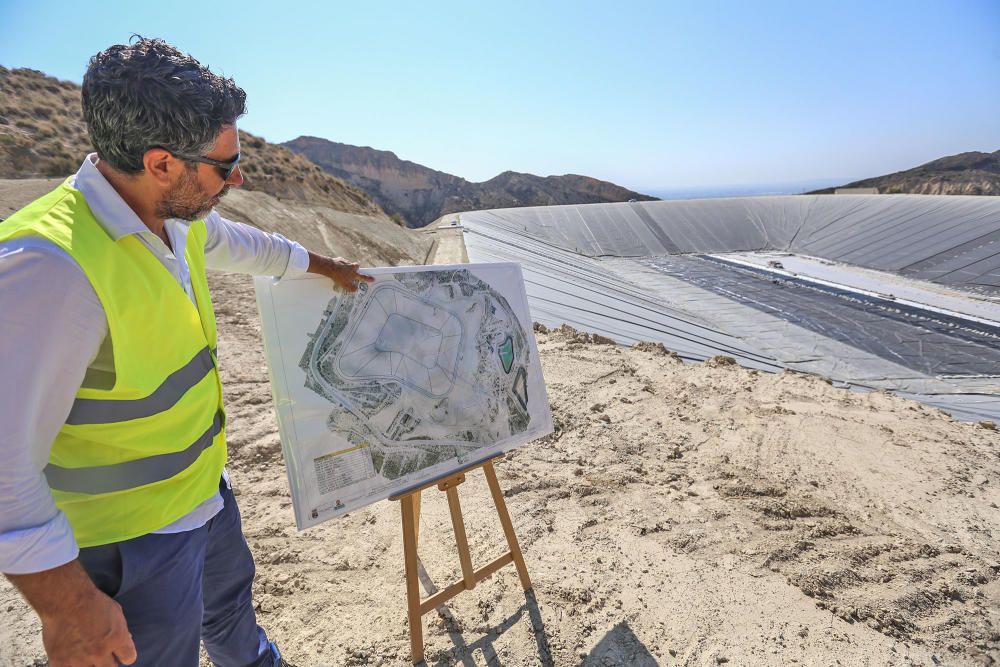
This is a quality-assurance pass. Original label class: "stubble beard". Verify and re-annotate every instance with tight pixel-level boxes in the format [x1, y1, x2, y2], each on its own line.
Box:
[156, 169, 230, 221]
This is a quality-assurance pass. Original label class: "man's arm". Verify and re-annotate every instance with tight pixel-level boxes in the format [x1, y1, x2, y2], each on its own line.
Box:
[0, 241, 136, 665]
[7, 561, 136, 666]
[305, 250, 374, 292]
[202, 212, 373, 290]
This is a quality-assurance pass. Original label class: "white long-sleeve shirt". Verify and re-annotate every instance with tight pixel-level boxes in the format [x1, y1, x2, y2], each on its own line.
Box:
[0, 154, 309, 574]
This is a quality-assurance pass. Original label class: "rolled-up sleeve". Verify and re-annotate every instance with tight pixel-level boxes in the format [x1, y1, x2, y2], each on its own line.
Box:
[0, 241, 106, 574]
[202, 211, 309, 280]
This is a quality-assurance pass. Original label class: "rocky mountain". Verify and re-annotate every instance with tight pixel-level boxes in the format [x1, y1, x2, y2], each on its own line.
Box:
[810, 150, 1000, 195]
[284, 136, 657, 227]
[0, 67, 386, 217]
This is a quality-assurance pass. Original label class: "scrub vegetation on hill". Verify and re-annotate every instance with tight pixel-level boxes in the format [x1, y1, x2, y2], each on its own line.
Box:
[0, 66, 387, 218]
[812, 151, 1000, 196]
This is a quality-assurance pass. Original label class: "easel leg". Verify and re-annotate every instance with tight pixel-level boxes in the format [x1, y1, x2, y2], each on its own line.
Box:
[394, 462, 533, 663]
[445, 486, 477, 590]
[400, 493, 424, 663]
[483, 460, 532, 590]
[413, 490, 421, 545]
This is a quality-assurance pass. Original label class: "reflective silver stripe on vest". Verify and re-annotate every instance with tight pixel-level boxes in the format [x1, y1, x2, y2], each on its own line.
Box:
[67, 347, 215, 425]
[45, 410, 223, 494]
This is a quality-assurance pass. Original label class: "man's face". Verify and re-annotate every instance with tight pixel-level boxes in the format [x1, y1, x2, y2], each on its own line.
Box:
[156, 125, 243, 221]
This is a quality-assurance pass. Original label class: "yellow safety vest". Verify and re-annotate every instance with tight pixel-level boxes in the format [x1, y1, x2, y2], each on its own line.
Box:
[0, 179, 227, 547]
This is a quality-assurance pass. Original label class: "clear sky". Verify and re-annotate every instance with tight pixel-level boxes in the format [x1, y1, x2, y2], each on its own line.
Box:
[2, 0, 998, 195]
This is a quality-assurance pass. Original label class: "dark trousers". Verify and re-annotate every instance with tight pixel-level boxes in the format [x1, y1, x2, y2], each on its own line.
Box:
[78, 479, 274, 667]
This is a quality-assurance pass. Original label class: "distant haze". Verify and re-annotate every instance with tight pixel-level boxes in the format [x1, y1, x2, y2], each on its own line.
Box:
[647, 179, 849, 200]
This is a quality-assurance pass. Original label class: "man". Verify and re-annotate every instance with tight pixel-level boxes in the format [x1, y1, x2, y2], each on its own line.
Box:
[0, 38, 373, 666]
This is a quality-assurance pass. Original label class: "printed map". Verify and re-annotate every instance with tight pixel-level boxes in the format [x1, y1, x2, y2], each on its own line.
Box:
[255, 264, 551, 528]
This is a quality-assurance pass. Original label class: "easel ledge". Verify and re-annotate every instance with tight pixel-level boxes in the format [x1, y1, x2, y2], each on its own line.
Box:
[390, 457, 532, 664]
[389, 451, 505, 500]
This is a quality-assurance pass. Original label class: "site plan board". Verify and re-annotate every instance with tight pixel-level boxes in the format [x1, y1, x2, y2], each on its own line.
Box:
[255, 264, 552, 529]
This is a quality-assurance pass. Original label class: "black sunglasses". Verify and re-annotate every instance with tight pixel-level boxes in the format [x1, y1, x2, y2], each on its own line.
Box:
[172, 151, 241, 180]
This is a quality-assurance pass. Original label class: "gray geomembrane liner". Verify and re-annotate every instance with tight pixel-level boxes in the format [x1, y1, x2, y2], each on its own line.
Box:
[456, 195, 1000, 422]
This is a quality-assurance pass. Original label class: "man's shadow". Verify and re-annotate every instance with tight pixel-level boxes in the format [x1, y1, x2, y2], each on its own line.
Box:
[579, 621, 659, 666]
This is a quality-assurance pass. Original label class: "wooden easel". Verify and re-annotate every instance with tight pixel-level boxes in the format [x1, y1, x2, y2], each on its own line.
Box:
[390, 458, 532, 664]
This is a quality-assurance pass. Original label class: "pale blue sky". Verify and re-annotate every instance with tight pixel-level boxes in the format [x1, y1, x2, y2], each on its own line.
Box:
[2, 0, 998, 195]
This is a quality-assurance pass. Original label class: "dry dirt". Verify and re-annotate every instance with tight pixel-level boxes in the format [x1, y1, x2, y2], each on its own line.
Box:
[1, 182, 999, 666]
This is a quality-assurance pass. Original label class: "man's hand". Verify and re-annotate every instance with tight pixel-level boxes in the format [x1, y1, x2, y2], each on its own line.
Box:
[6, 560, 137, 666]
[306, 251, 375, 292]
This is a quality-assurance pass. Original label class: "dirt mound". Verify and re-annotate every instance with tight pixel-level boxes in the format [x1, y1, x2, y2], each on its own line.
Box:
[548, 324, 616, 346]
[632, 340, 682, 361]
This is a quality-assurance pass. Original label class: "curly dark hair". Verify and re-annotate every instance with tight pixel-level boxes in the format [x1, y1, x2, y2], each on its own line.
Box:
[82, 36, 247, 174]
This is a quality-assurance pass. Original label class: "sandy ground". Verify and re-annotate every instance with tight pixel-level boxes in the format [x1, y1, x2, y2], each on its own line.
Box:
[4, 279, 999, 667]
[2, 183, 1000, 666]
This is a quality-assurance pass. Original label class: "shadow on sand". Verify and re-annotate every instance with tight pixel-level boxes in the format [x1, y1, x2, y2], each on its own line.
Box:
[579, 621, 659, 666]
[417, 567, 655, 666]
[415, 552, 552, 667]
[411, 549, 657, 667]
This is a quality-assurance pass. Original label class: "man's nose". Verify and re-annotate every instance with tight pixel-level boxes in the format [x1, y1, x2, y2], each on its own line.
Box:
[227, 166, 244, 187]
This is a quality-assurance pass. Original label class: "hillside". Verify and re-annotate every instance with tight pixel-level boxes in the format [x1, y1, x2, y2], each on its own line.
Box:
[0, 66, 386, 217]
[284, 135, 657, 227]
[810, 150, 1000, 195]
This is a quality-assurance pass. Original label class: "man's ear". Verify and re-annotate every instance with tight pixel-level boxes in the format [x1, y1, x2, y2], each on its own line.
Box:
[142, 148, 177, 186]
